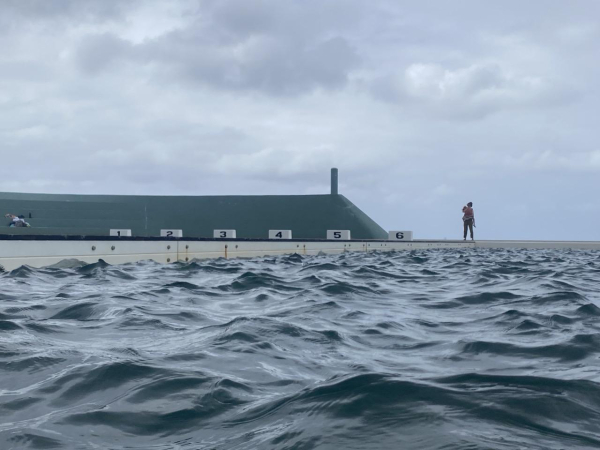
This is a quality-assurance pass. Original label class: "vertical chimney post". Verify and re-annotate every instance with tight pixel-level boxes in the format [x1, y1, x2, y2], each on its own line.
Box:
[331, 168, 338, 195]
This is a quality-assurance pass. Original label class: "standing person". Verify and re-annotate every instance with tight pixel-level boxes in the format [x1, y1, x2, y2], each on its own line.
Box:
[462, 202, 475, 240]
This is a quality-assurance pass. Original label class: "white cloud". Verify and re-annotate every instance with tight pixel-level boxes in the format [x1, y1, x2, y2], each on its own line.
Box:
[371, 61, 571, 119]
[557, 23, 599, 44]
[501, 149, 600, 172]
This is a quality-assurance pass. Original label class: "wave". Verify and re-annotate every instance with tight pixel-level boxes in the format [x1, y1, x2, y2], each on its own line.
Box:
[8, 433, 64, 449]
[1, 248, 600, 449]
[77, 259, 110, 273]
[49, 302, 107, 321]
[454, 291, 523, 305]
[461, 334, 600, 361]
[0, 355, 66, 372]
[0, 320, 22, 331]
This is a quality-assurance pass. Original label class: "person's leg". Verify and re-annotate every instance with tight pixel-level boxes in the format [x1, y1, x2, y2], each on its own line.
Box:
[469, 221, 474, 239]
[463, 221, 468, 239]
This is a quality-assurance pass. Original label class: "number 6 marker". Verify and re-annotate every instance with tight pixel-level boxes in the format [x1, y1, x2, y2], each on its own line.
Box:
[388, 231, 412, 241]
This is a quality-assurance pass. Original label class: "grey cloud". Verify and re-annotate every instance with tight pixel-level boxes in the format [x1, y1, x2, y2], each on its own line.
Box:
[0, 61, 54, 82]
[183, 35, 360, 95]
[3, 0, 138, 21]
[74, 33, 133, 74]
[206, 0, 363, 40]
[71, 0, 362, 95]
[207, 0, 290, 39]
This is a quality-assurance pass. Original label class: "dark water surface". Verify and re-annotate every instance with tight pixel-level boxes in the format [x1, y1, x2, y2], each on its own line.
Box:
[1, 248, 600, 449]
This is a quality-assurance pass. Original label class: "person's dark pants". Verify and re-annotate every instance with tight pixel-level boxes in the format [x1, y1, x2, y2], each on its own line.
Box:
[463, 219, 474, 239]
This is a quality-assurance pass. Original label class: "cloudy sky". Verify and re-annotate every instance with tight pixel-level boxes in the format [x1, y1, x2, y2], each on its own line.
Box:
[1, 0, 598, 240]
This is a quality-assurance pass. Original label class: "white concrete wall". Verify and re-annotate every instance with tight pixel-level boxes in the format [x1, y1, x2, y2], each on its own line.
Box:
[3, 238, 597, 271]
[0, 239, 474, 270]
[0, 240, 178, 270]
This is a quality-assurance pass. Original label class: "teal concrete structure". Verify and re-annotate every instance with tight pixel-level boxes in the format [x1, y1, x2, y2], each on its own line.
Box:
[0, 192, 387, 239]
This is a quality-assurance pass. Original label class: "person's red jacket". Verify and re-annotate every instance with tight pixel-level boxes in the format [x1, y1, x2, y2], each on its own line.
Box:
[462, 206, 474, 220]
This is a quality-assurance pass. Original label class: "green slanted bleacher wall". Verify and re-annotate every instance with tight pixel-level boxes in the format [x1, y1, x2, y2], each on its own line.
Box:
[0, 192, 387, 239]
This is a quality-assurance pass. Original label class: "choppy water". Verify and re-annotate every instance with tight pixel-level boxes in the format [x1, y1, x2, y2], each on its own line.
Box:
[1, 248, 600, 449]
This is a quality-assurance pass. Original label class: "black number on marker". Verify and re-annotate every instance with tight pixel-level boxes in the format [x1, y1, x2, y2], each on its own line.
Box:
[220, 231, 227, 238]
[276, 232, 282, 238]
[396, 232, 404, 239]
[334, 232, 341, 239]
[166, 231, 173, 237]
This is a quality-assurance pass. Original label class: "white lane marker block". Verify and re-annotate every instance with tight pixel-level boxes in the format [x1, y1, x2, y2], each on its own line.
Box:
[327, 230, 351, 240]
[214, 229, 237, 239]
[160, 229, 183, 237]
[269, 230, 292, 239]
[389, 231, 413, 241]
[110, 229, 132, 237]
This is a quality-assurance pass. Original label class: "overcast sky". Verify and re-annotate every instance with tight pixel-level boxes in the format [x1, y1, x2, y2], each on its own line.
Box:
[1, 0, 598, 240]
